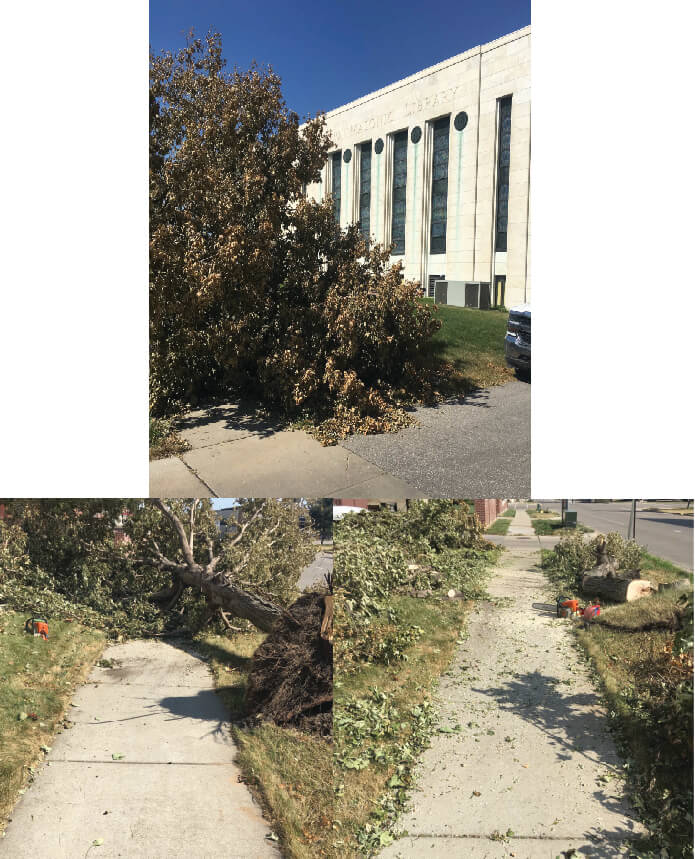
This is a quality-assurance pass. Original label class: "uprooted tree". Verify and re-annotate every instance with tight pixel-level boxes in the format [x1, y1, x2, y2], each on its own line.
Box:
[142, 499, 333, 735]
[143, 498, 311, 632]
[0, 498, 333, 735]
[150, 31, 444, 443]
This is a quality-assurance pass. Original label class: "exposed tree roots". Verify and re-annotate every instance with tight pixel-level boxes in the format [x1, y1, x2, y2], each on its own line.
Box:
[245, 592, 332, 738]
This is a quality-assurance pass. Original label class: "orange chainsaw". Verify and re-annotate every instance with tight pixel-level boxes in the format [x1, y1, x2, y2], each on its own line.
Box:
[25, 616, 49, 640]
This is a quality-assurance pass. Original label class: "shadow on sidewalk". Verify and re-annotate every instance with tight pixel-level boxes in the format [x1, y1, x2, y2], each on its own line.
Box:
[177, 400, 283, 439]
[473, 670, 621, 770]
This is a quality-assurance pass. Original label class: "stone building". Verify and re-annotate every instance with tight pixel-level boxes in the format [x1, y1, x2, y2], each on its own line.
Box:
[305, 26, 530, 308]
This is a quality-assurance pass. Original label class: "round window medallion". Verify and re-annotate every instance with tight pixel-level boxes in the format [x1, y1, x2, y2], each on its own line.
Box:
[374, 138, 384, 155]
[454, 111, 468, 131]
[410, 126, 422, 144]
[343, 149, 351, 163]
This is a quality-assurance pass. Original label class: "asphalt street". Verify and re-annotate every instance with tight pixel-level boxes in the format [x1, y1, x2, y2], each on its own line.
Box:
[540, 501, 693, 571]
[340, 380, 530, 498]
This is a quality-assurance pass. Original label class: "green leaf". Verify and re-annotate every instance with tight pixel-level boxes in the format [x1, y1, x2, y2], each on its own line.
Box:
[92, 839, 104, 847]
[111, 753, 125, 760]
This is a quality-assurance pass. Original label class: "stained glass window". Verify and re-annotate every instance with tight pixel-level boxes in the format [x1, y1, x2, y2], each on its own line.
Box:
[495, 97, 512, 252]
[332, 151, 342, 224]
[359, 142, 371, 240]
[390, 131, 408, 255]
[430, 116, 450, 254]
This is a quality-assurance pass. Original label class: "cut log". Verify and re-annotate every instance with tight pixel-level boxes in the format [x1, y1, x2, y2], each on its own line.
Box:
[581, 575, 653, 602]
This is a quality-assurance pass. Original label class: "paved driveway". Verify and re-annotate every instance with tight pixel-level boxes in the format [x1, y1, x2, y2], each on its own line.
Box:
[341, 381, 530, 497]
[149, 382, 530, 498]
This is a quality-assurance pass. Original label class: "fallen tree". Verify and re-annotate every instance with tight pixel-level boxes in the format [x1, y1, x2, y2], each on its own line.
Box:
[143, 500, 333, 736]
[144, 499, 288, 632]
[580, 538, 652, 602]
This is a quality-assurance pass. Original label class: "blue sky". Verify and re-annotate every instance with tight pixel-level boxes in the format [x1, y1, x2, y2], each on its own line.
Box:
[211, 498, 237, 510]
[149, 0, 530, 118]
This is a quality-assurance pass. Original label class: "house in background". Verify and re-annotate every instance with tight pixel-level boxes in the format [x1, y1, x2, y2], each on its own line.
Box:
[333, 498, 508, 528]
[215, 506, 242, 537]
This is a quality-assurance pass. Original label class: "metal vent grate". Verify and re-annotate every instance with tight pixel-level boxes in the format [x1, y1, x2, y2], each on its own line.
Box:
[464, 282, 479, 307]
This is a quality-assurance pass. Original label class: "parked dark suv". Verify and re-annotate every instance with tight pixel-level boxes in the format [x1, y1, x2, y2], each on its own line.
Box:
[504, 303, 531, 377]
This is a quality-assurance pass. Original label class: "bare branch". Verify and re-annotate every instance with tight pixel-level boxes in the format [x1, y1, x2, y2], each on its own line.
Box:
[226, 501, 268, 548]
[189, 501, 198, 556]
[153, 499, 198, 569]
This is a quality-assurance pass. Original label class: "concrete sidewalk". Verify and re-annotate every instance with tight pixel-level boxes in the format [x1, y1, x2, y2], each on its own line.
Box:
[150, 402, 421, 497]
[506, 506, 536, 537]
[381, 548, 645, 858]
[149, 383, 530, 498]
[1, 640, 278, 859]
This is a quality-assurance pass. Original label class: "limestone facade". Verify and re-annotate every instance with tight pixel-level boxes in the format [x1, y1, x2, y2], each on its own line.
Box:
[305, 27, 530, 307]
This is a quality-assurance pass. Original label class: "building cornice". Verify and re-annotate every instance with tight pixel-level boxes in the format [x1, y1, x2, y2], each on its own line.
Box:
[319, 26, 530, 122]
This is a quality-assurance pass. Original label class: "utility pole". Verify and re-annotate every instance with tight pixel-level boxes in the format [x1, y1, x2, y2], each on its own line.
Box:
[627, 500, 637, 540]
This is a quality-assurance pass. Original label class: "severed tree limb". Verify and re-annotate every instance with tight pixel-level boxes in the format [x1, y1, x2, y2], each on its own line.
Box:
[148, 499, 286, 633]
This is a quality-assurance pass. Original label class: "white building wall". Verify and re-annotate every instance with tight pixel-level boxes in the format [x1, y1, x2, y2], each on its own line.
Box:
[305, 26, 531, 308]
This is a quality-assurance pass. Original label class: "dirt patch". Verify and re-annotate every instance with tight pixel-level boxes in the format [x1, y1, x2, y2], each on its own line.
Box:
[245, 592, 332, 738]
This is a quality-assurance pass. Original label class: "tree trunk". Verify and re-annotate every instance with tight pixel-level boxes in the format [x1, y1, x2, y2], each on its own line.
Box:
[581, 575, 653, 602]
[178, 565, 285, 633]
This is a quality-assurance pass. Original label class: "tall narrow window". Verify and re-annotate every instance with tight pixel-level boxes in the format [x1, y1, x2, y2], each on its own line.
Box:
[430, 116, 450, 254]
[359, 142, 372, 239]
[390, 131, 408, 254]
[495, 97, 512, 252]
[331, 151, 342, 224]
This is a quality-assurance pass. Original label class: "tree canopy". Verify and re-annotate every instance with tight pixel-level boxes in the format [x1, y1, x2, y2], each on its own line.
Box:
[150, 32, 442, 442]
[0, 499, 316, 636]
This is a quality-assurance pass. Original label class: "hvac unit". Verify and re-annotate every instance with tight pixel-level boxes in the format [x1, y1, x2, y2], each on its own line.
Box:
[432, 280, 493, 308]
[464, 281, 492, 309]
[428, 273, 444, 298]
[433, 280, 448, 304]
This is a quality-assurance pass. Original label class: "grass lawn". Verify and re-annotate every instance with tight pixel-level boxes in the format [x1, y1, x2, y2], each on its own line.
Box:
[0, 611, 105, 831]
[486, 517, 511, 535]
[531, 518, 592, 536]
[197, 631, 332, 859]
[501, 507, 516, 517]
[640, 552, 694, 586]
[420, 298, 513, 389]
[575, 587, 693, 856]
[334, 596, 469, 857]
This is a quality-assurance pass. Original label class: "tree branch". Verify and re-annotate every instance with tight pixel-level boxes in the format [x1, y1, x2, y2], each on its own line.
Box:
[153, 499, 198, 569]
